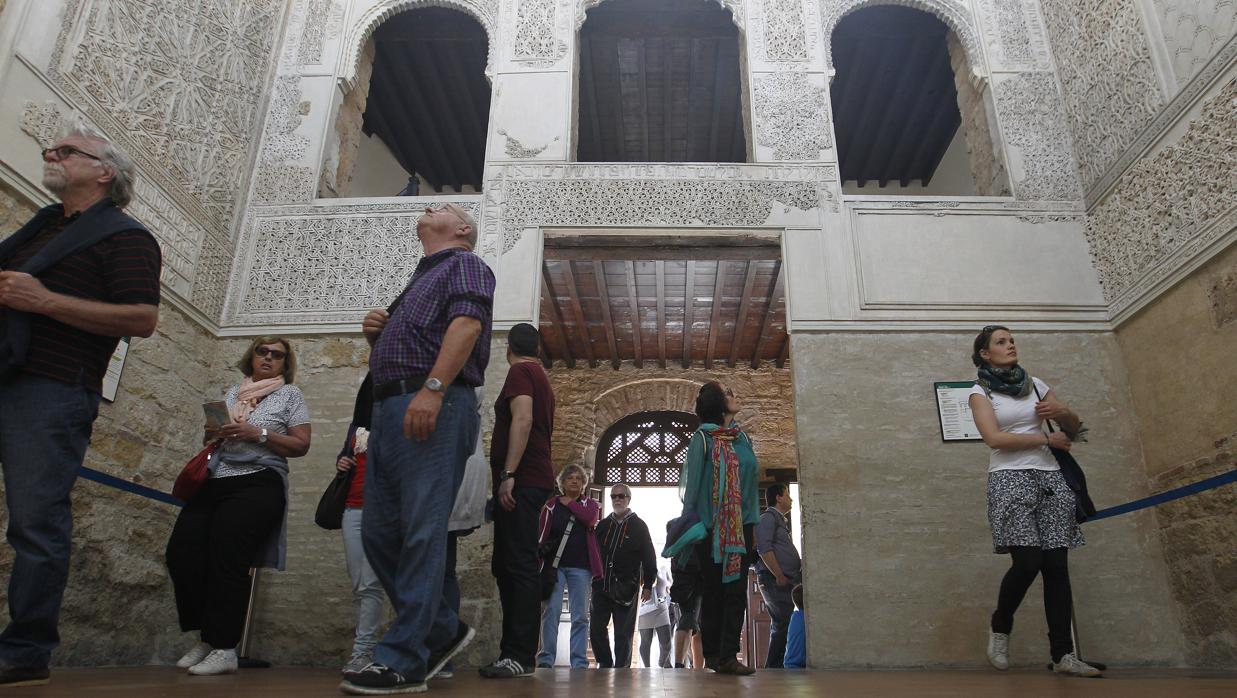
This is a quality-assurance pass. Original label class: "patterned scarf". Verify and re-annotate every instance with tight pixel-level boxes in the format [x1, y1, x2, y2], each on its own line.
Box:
[976, 363, 1031, 398]
[708, 426, 746, 583]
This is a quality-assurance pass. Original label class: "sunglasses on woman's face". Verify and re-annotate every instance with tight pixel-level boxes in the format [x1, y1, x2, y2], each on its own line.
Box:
[255, 346, 287, 361]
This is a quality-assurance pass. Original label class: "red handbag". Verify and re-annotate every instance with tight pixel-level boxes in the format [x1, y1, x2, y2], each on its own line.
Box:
[172, 441, 221, 502]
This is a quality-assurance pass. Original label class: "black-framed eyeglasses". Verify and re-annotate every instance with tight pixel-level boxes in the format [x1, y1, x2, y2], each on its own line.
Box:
[42, 145, 102, 162]
[255, 346, 287, 360]
[610, 493, 629, 500]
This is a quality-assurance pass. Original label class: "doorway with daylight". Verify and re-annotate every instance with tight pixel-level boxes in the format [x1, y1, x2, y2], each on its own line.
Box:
[535, 231, 802, 667]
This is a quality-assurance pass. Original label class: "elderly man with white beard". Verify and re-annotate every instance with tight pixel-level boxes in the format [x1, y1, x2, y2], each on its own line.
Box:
[0, 118, 161, 687]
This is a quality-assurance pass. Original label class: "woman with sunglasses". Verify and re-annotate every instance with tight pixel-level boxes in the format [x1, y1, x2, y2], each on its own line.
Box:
[967, 325, 1100, 677]
[165, 336, 312, 675]
[677, 381, 760, 675]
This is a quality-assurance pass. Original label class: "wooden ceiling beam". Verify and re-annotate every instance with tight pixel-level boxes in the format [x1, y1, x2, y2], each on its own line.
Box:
[624, 261, 644, 368]
[849, 49, 892, 186]
[776, 334, 790, 368]
[580, 38, 606, 160]
[869, 35, 926, 187]
[409, 41, 476, 189]
[542, 246, 780, 261]
[752, 260, 784, 369]
[593, 261, 621, 369]
[705, 260, 727, 369]
[375, 43, 458, 190]
[728, 260, 758, 368]
[662, 37, 674, 161]
[540, 264, 576, 369]
[560, 260, 597, 368]
[362, 91, 424, 185]
[707, 39, 726, 160]
[682, 259, 696, 368]
[638, 39, 650, 162]
[610, 38, 628, 161]
[655, 260, 667, 368]
[367, 65, 444, 188]
[436, 40, 488, 184]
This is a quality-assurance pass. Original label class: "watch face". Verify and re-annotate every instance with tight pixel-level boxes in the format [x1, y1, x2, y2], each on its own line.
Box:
[426, 378, 443, 391]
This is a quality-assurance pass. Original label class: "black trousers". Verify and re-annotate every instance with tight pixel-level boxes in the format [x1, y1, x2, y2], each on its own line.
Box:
[491, 486, 549, 667]
[991, 546, 1074, 662]
[165, 470, 284, 649]
[590, 590, 638, 668]
[697, 525, 754, 663]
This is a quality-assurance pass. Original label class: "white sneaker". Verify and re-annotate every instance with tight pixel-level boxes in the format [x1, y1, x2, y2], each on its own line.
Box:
[986, 631, 1010, 670]
[1053, 652, 1102, 677]
[176, 642, 211, 669]
[188, 648, 238, 676]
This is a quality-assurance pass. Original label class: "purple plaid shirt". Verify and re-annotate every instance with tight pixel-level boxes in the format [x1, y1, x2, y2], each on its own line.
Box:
[370, 247, 495, 387]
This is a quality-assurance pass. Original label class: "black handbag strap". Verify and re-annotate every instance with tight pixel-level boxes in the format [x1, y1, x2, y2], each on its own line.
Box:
[550, 517, 575, 570]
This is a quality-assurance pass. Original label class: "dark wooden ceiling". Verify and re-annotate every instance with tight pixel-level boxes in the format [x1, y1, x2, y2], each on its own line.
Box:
[539, 240, 787, 370]
[363, 8, 490, 192]
[577, 0, 747, 163]
[831, 6, 962, 188]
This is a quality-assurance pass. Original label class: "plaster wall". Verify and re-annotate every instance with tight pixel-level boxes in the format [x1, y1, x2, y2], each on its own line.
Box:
[791, 330, 1186, 667]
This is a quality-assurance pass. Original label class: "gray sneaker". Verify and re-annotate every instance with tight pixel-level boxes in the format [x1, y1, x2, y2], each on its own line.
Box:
[1053, 652, 1102, 677]
[343, 653, 373, 676]
[986, 631, 1010, 670]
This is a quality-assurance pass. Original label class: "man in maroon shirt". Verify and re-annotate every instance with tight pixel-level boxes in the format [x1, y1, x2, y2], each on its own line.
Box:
[0, 121, 161, 687]
[479, 323, 556, 679]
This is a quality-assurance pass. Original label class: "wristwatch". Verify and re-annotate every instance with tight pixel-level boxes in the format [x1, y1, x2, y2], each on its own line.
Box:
[424, 377, 445, 393]
[258, 428, 268, 444]
[499, 469, 515, 482]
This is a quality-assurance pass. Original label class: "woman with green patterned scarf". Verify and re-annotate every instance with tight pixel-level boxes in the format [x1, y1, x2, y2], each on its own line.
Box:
[967, 325, 1100, 678]
[677, 381, 760, 675]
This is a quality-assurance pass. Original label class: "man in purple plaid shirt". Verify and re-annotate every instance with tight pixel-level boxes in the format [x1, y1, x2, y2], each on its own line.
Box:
[342, 204, 494, 696]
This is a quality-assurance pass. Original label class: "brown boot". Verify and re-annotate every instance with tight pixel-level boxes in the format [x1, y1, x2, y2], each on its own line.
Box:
[715, 657, 755, 676]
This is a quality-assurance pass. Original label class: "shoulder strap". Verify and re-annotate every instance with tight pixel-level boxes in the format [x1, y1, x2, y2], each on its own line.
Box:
[1031, 382, 1056, 434]
[551, 517, 575, 569]
[15, 198, 149, 277]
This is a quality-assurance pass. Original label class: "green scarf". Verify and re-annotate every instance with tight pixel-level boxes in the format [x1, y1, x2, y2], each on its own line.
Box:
[977, 363, 1031, 398]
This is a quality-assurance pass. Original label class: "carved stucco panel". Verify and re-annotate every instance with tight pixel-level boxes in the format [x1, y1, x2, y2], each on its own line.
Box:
[1085, 76, 1236, 307]
[19, 101, 63, 147]
[252, 76, 316, 206]
[821, 0, 985, 76]
[228, 199, 482, 324]
[1153, 0, 1237, 85]
[486, 164, 836, 254]
[975, 0, 1052, 70]
[753, 72, 831, 160]
[991, 71, 1082, 202]
[1038, 0, 1165, 191]
[511, 0, 568, 67]
[50, 0, 284, 235]
[298, 0, 336, 65]
[761, 0, 809, 62]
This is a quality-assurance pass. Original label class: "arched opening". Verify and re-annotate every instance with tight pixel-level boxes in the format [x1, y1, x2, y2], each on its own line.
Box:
[830, 5, 1009, 195]
[597, 410, 700, 486]
[320, 7, 491, 197]
[574, 0, 748, 163]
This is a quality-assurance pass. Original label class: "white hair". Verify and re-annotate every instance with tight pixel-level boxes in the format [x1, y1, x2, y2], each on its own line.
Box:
[58, 116, 137, 208]
[444, 203, 478, 248]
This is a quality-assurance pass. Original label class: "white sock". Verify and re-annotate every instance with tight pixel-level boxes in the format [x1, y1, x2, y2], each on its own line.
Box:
[218, 648, 237, 660]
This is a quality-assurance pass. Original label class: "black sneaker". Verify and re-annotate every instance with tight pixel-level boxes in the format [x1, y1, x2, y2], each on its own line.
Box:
[425, 621, 475, 681]
[338, 663, 426, 695]
[478, 657, 534, 679]
[0, 665, 50, 687]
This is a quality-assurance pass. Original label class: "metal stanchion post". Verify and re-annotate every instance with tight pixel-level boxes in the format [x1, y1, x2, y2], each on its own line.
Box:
[238, 567, 271, 669]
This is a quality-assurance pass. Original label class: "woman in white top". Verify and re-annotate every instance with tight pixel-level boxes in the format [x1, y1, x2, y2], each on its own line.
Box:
[967, 325, 1100, 678]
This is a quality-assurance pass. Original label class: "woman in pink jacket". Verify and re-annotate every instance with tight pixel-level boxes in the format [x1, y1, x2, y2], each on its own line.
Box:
[535, 464, 602, 668]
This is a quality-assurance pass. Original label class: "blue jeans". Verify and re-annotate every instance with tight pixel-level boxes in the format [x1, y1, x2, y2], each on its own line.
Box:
[538, 566, 592, 668]
[342, 508, 384, 658]
[0, 374, 100, 667]
[757, 570, 797, 668]
[362, 385, 478, 680]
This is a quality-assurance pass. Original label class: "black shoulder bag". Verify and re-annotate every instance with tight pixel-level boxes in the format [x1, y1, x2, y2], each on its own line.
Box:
[1034, 384, 1096, 523]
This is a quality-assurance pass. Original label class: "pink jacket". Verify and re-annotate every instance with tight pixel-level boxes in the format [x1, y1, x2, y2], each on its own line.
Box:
[538, 494, 604, 579]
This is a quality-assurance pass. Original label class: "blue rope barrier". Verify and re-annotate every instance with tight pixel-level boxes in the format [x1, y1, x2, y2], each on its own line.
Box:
[1086, 468, 1237, 522]
[77, 466, 183, 507]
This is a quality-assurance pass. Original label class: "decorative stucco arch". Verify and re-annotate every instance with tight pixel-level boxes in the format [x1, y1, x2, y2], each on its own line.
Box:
[561, 378, 706, 471]
[822, 0, 986, 79]
[338, 0, 498, 92]
[576, 0, 746, 33]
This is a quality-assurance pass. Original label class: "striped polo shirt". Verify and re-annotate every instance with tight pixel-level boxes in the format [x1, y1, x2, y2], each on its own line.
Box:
[1, 214, 162, 393]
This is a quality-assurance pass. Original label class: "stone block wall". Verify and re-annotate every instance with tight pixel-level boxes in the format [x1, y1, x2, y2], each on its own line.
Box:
[791, 330, 1185, 667]
[546, 362, 798, 481]
[1115, 240, 1237, 666]
[947, 32, 1010, 197]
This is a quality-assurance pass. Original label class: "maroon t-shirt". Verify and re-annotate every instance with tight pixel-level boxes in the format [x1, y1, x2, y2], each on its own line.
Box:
[490, 361, 555, 490]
